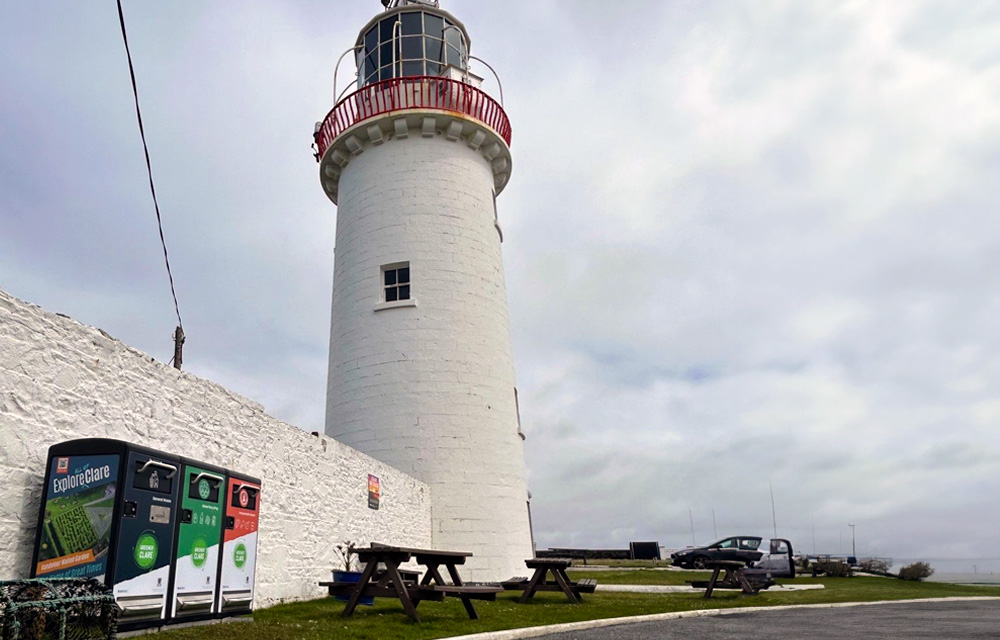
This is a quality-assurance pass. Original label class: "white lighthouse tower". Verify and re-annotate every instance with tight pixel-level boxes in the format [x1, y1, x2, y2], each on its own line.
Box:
[315, 0, 532, 580]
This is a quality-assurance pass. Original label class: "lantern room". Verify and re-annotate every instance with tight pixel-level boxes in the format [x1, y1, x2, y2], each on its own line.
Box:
[354, 3, 471, 89]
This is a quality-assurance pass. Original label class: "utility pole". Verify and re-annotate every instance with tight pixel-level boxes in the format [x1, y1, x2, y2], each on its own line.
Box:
[689, 509, 696, 546]
[849, 523, 856, 559]
[812, 514, 817, 555]
[173, 326, 185, 370]
[769, 478, 778, 538]
[712, 509, 718, 539]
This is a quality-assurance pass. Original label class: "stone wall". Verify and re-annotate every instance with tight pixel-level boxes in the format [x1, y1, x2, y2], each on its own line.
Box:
[0, 288, 432, 606]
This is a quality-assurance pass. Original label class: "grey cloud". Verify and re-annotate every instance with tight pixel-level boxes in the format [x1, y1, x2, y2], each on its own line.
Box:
[3, 0, 1000, 571]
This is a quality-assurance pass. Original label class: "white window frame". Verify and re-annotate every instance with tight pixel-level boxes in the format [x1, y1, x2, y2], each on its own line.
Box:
[375, 262, 417, 312]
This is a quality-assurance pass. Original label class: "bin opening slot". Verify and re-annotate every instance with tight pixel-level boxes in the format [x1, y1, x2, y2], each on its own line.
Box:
[176, 591, 215, 611]
[222, 590, 253, 607]
[117, 594, 164, 618]
[134, 459, 177, 494]
[231, 485, 259, 510]
[137, 460, 178, 478]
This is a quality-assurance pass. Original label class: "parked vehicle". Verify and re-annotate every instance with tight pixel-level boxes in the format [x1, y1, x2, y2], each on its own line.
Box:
[671, 537, 796, 578]
[751, 538, 796, 578]
[670, 536, 764, 569]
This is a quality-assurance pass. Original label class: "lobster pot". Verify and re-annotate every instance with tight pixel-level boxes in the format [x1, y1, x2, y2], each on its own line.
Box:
[0, 578, 118, 640]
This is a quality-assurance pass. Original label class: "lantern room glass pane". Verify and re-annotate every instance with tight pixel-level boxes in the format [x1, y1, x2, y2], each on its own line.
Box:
[379, 18, 394, 41]
[426, 62, 442, 77]
[401, 35, 423, 60]
[401, 11, 422, 35]
[365, 27, 378, 53]
[402, 61, 424, 77]
[446, 44, 462, 67]
[444, 26, 463, 50]
[424, 13, 444, 39]
[379, 65, 394, 80]
[380, 42, 394, 67]
[426, 37, 445, 62]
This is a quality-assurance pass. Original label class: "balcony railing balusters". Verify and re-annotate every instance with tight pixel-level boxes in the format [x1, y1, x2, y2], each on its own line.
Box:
[317, 76, 511, 158]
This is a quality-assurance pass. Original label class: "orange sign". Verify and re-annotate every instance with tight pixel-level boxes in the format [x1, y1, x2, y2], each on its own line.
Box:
[368, 474, 380, 510]
[37, 549, 95, 575]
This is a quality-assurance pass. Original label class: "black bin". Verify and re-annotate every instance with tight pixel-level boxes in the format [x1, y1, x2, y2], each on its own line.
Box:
[31, 439, 181, 632]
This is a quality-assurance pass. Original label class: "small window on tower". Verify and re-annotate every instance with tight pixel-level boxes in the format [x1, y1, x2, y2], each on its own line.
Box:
[383, 264, 411, 302]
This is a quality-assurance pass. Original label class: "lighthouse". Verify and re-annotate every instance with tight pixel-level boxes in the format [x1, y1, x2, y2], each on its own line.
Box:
[314, 0, 532, 579]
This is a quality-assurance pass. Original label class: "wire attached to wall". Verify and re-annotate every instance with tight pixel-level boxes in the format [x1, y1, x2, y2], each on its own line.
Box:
[115, 0, 186, 369]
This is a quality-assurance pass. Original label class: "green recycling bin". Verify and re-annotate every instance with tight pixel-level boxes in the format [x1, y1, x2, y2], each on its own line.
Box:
[167, 458, 226, 622]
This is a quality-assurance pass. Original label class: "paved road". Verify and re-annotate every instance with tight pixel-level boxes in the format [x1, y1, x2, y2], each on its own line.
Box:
[537, 601, 1000, 639]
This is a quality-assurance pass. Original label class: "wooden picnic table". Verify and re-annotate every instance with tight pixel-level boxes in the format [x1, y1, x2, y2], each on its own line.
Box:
[319, 544, 501, 622]
[502, 558, 597, 603]
[689, 560, 774, 598]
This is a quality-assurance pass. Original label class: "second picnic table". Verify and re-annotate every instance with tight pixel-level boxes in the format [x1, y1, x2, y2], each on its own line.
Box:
[690, 560, 774, 598]
[502, 557, 597, 603]
[321, 544, 501, 622]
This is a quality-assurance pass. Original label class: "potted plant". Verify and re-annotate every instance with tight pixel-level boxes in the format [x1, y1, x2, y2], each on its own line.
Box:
[332, 542, 373, 605]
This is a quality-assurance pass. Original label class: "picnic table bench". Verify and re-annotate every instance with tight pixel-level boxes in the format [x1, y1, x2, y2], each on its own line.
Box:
[320, 544, 501, 622]
[688, 560, 775, 598]
[502, 558, 597, 603]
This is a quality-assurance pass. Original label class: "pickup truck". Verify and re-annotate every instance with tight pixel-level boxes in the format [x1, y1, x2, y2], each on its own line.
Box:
[671, 537, 796, 578]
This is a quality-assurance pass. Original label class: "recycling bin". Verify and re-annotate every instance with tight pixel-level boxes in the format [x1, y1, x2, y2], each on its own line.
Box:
[216, 471, 261, 617]
[31, 439, 181, 631]
[166, 458, 226, 622]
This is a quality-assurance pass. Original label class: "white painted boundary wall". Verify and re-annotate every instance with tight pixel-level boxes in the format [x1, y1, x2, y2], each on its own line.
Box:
[0, 289, 432, 607]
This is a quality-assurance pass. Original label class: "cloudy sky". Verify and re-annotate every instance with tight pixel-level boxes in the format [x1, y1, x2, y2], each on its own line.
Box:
[3, 1, 999, 571]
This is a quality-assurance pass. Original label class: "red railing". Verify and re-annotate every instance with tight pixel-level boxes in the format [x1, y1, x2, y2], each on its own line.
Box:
[315, 76, 511, 159]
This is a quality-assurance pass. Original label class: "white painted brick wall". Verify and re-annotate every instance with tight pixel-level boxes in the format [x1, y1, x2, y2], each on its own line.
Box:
[325, 133, 534, 581]
[0, 289, 431, 607]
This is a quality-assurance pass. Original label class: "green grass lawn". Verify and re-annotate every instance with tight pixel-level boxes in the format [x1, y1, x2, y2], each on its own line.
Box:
[577, 559, 674, 568]
[568, 568, 712, 585]
[154, 576, 998, 640]
[567, 569, 999, 603]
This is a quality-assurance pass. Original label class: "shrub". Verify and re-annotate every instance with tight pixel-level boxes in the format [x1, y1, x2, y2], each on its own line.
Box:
[813, 560, 853, 578]
[898, 562, 934, 581]
[859, 559, 891, 574]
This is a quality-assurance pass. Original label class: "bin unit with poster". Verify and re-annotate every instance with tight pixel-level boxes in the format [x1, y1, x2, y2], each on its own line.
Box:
[166, 457, 227, 623]
[30, 439, 182, 631]
[216, 471, 261, 617]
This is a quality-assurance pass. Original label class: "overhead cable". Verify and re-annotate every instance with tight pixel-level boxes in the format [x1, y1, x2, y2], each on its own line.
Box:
[115, 0, 184, 332]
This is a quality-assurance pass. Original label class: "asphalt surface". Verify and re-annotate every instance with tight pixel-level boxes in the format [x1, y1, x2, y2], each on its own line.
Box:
[536, 601, 1000, 639]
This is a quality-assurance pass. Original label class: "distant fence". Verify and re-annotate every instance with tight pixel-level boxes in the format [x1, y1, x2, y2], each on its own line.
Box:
[537, 544, 662, 563]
